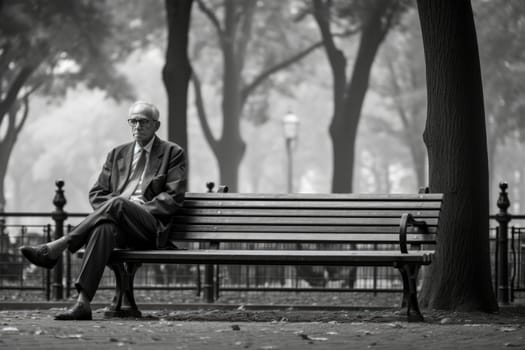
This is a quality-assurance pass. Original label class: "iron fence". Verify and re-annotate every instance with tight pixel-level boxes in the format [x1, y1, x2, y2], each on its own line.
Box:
[0, 181, 521, 303]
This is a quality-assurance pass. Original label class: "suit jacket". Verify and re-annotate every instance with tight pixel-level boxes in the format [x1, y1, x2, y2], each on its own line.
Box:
[88, 136, 186, 248]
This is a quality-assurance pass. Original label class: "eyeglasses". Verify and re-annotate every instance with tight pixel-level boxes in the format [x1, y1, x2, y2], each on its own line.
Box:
[128, 118, 153, 127]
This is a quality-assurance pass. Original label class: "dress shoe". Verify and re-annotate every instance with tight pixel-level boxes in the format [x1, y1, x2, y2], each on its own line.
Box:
[20, 244, 58, 269]
[55, 302, 92, 321]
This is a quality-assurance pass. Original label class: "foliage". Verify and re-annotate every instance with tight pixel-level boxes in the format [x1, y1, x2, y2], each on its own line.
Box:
[0, 0, 135, 104]
[474, 0, 525, 144]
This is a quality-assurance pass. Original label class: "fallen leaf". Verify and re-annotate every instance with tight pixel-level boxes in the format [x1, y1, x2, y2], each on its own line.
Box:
[56, 334, 83, 339]
[388, 322, 405, 329]
[2, 327, 19, 332]
[500, 327, 518, 332]
[298, 334, 327, 341]
[309, 337, 328, 341]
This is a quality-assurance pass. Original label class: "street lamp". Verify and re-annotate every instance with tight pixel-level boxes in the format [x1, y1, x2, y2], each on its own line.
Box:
[282, 111, 300, 193]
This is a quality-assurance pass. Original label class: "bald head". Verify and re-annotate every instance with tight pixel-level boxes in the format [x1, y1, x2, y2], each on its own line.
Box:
[128, 101, 159, 121]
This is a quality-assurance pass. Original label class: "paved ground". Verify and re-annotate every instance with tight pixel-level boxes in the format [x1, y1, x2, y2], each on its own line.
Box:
[1, 303, 525, 350]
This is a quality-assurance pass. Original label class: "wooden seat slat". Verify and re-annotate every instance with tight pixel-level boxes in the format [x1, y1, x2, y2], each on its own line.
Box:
[169, 232, 437, 244]
[182, 200, 443, 210]
[110, 249, 434, 265]
[185, 193, 444, 201]
[171, 216, 439, 226]
[177, 208, 441, 218]
[171, 224, 438, 234]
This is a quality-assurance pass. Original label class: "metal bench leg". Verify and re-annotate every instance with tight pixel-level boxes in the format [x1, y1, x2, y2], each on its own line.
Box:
[105, 262, 142, 318]
[203, 263, 215, 303]
[397, 263, 424, 322]
[398, 265, 409, 309]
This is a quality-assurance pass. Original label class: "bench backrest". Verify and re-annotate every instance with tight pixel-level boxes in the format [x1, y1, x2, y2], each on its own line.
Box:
[169, 193, 443, 249]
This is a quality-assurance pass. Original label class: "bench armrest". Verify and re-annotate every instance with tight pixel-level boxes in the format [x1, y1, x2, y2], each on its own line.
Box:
[399, 213, 429, 253]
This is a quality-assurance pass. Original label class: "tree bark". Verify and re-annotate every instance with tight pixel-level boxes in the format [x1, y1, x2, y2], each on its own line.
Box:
[406, 132, 427, 189]
[163, 0, 193, 151]
[215, 1, 247, 192]
[417, 0, 497, 312]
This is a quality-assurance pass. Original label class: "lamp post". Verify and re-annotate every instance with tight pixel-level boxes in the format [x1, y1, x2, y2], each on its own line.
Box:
[282, 111, 300, 193]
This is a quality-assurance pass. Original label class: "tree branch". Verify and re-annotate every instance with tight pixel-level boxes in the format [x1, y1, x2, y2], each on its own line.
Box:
[236, 0, 257, 65]
[0, 63, 38, 126]
[15, 93, 31, 135]
[312, 0, 347, 92]
[191, 69, 220, 154]
[312, 0, 340, 62]
[386, 60, 410, 130]
[241, 40, 324, 105]
[197, 0, 224, 40]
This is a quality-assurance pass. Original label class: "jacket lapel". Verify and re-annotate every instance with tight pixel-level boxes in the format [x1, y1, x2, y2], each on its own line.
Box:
[142, 137, 163, 191]
[116, 142, 134, 193]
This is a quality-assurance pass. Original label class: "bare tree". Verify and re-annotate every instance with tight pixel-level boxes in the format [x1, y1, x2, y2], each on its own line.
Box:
[193, 0, 323, 191]
[311, 0, 405, 193]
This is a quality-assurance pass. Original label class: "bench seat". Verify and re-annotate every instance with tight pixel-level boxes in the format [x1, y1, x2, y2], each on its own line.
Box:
[104, 190, 443, 322]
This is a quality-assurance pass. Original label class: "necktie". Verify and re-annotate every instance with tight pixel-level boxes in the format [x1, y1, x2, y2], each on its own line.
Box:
[121, 149, 147, 198]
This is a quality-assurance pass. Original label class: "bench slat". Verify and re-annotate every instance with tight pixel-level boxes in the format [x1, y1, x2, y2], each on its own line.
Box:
[169, 232, 436, 244]
[177, 208, 441, 218]
[182, 200, 443, 209]
[185, 193, 444, 201]
[109, 249, 434, 265]
[172, 216, 439, 226]
[171, 224, 437, 234]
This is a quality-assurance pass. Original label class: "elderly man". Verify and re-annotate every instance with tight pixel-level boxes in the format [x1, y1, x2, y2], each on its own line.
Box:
[20, 101, 186, 320]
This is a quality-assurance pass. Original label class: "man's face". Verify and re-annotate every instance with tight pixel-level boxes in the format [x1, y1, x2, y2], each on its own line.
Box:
[128, 116, 159, 145]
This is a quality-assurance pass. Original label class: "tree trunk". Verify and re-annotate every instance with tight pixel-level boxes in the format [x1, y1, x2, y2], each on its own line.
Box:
[329, 2, 394, 193]
[163, 0, 193, 151]
[417, 0, 497, 312]
[217, 34, 245, 192]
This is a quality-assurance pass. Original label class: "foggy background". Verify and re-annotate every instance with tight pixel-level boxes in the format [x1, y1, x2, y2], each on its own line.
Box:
[2, 0, 524, 213]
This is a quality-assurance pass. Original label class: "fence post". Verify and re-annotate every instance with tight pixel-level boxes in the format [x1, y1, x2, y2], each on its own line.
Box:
[51, 179, 68, 300]
[0, 219, 5, 254]
[203, 182, 215, 303]
[495, 182, 511, 305]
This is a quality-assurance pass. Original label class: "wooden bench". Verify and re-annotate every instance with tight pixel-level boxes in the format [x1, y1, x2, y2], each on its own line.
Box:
[105, 190, 443, 322]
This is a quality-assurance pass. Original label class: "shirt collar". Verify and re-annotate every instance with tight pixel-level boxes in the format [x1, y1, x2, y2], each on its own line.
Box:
[134, 136, 155, 154]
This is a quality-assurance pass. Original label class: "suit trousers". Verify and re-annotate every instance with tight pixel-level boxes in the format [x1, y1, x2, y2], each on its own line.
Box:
[67, 197, 158, 301]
